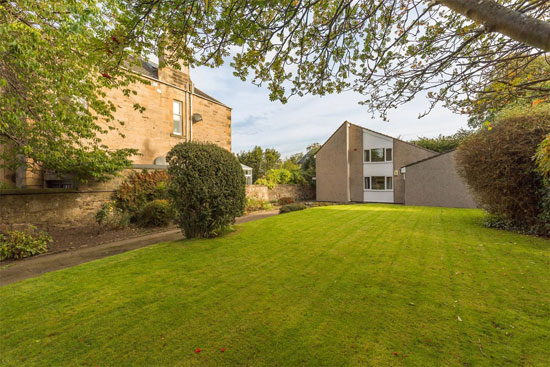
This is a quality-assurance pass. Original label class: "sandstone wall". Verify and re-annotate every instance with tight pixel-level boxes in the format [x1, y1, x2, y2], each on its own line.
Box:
[100, 78, 231, 166]
[1, 183, 315, 230]
[0, 189, 112, 231]
[245, 184, 315, 202]
[1, 67, 231, 189]
[245, 185, 269, 201]
[1, 169, 144, 230]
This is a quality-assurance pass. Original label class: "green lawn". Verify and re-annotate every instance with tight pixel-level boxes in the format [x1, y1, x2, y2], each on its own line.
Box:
[1, 205, 549, 366]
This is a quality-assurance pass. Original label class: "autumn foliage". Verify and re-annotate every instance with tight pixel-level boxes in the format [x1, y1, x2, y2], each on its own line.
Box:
[112, 170, 170, 219]
[456, 110, 550, 235]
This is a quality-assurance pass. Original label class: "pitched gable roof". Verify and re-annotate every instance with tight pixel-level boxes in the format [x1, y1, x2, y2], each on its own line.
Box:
[317, 120, 439, 155]
[403, 148, 457, 168]
[352, 122, 438, 154]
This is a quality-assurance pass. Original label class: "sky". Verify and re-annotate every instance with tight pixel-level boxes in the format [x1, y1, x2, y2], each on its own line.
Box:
[190, 63, 470, 158]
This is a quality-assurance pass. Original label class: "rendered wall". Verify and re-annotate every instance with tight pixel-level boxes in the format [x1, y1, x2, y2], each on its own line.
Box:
[404, 150, 477, 208]
[393, 140, 438, 204]
[348, 125, 364, 202]
[316, 123, 349, 202]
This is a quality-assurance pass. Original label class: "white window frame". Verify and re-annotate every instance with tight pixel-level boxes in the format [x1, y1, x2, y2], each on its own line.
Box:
[173, 100, 183, 136]
[364, 176, 393, 191]
[244, 169, 253, 185]
[364, 148, 393, 163]
[385, 148, 393, 162]
[386, 176, 393, 190]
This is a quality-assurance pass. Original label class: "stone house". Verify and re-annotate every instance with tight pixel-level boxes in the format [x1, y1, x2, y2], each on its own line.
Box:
[0, 59, 232, 189]
[315, 121, 477, 208]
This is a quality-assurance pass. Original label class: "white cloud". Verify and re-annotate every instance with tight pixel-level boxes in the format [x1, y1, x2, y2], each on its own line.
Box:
[191, 63, 469, 157]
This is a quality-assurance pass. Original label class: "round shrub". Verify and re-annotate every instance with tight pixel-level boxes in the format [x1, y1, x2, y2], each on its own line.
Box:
[167, 142, 246, 238]
[137, 199, 173, 227]
[456, 110, 550, 235]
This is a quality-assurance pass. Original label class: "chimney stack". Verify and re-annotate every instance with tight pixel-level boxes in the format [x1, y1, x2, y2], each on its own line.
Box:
[158, 43, 191, 88]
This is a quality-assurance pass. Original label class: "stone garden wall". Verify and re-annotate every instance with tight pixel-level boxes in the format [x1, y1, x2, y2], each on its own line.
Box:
[1, 183, 315, 230]
[245, 184, 315, 202]
[0, 174, 126, 231]
[0, 189, 112, 231]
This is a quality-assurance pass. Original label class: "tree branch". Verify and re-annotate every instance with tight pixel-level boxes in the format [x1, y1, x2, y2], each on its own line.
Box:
[439, 0, 550, 51]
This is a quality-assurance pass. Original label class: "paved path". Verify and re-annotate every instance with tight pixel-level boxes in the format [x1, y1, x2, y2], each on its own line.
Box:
[0, 210, 279, 286]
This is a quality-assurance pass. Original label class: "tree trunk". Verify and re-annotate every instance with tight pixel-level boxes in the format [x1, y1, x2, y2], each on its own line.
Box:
[439, 0, 550, 51]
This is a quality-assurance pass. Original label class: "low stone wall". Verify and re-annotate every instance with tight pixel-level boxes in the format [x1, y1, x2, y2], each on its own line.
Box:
[245, 184, 315, 202]
[0, 189, 113, 231]
[245, 185, 269, 201]
[0, 169, 147, 230]
[1, 183, 315, 231]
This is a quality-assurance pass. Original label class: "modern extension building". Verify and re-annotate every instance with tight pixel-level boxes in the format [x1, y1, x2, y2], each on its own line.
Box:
[315, 121, 477, 208]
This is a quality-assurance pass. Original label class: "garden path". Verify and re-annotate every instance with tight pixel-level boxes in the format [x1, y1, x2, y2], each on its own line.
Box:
[0, 209, 279, 286]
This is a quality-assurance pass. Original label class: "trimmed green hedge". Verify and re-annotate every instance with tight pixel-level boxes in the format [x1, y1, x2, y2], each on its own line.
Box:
[279, 203, 307, 214]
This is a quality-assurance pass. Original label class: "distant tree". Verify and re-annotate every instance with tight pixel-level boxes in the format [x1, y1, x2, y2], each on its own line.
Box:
[411, 129, 473, 153]
[284, 153, 304, 167]
[266, 169, 292, 185]
[237, 146, 282, 181]
[237, 146, 264, 182]
[281, 153, 305, 182]
[301, 143, 321, 185]
[255, 167, 305, 188]
[263, 148, 282, 172]
[281, 159, 300, 172]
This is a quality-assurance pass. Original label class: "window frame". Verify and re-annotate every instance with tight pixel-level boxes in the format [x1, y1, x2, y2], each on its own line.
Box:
[385, 148, 393, 162]
[364, 176, 370, 190]
[363, 176, 394, 191]
[363, 147, 393, 163]
[370, 148, 385, 162]
[371, 176, 386, 190]
[173, 100, 183, 136]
